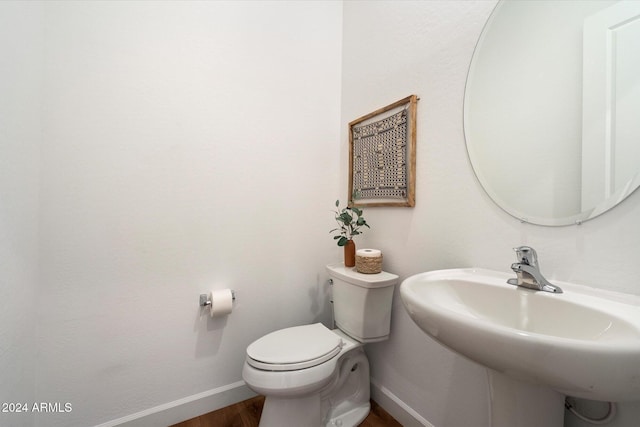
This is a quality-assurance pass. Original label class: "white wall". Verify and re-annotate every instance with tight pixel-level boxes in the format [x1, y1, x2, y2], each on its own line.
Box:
[34, 1, 342, 426]
[4, 1, 640, 426]
[342, 1, 640, 426]
[0, 2, 43, 427]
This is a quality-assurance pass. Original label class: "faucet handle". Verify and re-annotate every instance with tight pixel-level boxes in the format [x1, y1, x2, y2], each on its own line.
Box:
[513, 246, 538, 267]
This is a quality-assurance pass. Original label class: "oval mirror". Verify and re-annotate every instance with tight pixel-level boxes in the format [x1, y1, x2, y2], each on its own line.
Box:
[464, 0, 640, 226]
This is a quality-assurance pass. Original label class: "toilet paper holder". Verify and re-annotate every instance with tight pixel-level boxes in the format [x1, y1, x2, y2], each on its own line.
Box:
[199, 290, 236, 308]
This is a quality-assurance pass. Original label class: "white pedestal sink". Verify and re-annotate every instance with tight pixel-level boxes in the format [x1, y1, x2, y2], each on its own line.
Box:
[400, 268, 640, 427]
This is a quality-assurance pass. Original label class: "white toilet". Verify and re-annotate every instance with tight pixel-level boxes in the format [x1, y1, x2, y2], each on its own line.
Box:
[242, 263, 399, 427]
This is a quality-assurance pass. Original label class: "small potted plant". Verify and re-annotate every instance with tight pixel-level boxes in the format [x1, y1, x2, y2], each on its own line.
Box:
[330, 200, 370, 267]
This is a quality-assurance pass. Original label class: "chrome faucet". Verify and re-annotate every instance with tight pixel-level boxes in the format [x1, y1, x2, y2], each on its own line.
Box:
[507, 246, 563, 293]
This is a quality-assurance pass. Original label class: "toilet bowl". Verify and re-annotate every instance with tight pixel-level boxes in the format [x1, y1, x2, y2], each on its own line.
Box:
[242, 325, 370, 426]
[242, 264, 399, 427]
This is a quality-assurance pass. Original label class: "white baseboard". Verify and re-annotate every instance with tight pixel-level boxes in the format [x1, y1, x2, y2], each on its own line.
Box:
[94, 377, 430, 427]
[370, 378, 435, 427]
[94, 381, 256, 427]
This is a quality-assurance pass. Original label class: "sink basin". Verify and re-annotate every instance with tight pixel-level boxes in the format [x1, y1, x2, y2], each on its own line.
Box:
[400, 268, 640, 402]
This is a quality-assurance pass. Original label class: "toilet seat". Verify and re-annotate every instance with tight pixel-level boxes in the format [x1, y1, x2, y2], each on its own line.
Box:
[246, 323, 343, 371]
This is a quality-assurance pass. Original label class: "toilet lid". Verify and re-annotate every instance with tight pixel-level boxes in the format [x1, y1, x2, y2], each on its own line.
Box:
[246, 323, 343, 371]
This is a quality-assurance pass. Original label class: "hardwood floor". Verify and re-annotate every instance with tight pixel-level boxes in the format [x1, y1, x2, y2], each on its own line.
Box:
[169, 396, 402, 427]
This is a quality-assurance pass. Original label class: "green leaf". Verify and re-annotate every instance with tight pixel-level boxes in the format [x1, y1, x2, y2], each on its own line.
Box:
[339, 212, 353, 224]
[337, 236, 349, 246]
[335, 199, 340, 207]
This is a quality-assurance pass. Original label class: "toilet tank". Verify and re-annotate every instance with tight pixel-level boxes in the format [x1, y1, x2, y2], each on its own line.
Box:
[326, 263, 399, 343]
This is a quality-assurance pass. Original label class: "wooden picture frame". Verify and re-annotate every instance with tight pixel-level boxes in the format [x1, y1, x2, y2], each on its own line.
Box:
[348, 94, 418, 207]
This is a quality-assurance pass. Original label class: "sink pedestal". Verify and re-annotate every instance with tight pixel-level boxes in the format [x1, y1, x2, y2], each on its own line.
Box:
[488, 370, 564, 427]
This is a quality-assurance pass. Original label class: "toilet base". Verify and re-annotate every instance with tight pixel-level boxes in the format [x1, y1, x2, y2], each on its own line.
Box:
[258, 396, 369, 427]
[256, 346, 371, 427]
[259, 395, 321, 427]
[325, 401, 370, 427]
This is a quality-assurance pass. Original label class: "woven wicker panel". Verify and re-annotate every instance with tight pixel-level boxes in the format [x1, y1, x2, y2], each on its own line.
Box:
[351, 109, 408, 200]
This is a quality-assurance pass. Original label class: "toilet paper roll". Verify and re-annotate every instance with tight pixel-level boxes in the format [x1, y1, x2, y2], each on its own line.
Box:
[209, 289, 234, 317]
[356, 249, 382, 258]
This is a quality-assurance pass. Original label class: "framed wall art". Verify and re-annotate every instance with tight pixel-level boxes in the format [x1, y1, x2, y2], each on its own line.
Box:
[348, 94, 418, 207]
